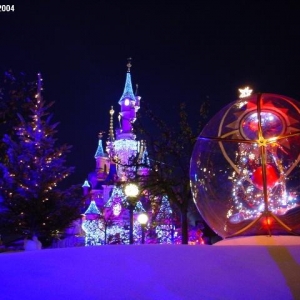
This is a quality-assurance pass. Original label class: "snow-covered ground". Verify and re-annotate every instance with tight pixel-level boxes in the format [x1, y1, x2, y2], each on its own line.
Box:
[0, 236, 299, 300]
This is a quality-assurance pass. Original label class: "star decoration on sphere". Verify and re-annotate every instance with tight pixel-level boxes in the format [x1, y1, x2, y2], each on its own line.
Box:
[239, 86, 253, 98]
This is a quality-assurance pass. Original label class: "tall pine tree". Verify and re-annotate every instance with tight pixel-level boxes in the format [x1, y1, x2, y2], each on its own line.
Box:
[0, 73, 83, 246]
[0, 71, 36, 161]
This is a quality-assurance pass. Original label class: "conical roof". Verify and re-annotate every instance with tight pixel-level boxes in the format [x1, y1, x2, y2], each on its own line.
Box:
[119, 71, 136, 104]
[82, 180, 90, 188]
[94, 137, 106, 158]
[84, 200, 101, 215]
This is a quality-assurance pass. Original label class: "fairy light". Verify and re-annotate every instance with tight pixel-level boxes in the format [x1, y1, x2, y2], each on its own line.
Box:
[82, 220, 105, 246]
[114, 139, 139, 178]
[229, 134, 297, 223]
[112, 203, 122, 216]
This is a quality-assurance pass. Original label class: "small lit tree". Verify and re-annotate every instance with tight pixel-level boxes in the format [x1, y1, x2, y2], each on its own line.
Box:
[0, 73, 83, 246]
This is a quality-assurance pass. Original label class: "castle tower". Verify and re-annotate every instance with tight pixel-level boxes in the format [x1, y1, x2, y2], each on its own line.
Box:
[82, 180, 90, 196]
[112, 59, 143, 181]
[95, 132, 110, 180]
[115, 58, 140, 140]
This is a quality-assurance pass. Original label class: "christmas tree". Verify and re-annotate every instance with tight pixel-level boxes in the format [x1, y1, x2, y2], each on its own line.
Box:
[0, 71, 36, 162]
[0, 73, 83, 246]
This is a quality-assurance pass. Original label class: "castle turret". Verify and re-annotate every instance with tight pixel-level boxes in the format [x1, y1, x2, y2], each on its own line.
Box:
[81, 200, 105, 246]
[82, 180, 90, 196]
[111, 59, 141, 180]
[95, 132, 110, 180]
[116, 58, 140, 140]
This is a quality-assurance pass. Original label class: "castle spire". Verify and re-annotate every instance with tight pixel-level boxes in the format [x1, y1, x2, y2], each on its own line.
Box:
[135, 84, 139, 96]
[94, 132, 105, 158]
[119, 58, 136, 105]
[109, 106, 115, 142]
[106, 107, 115, 158]
[84, 200, 101, 215]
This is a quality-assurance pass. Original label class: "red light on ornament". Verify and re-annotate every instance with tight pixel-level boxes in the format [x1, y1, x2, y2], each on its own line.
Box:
[249, 120, 258, 132]
[251, 164, 280, 190]
[262, 216, 273, 228]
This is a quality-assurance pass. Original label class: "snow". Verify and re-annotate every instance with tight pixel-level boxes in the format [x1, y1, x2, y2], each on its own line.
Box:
[0, 236, 300, 300]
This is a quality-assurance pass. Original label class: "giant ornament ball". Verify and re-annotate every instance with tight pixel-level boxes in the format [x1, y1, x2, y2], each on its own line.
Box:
[190, 93, 300, 238]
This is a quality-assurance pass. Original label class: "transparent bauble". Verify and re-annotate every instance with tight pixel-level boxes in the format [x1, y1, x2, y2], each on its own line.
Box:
[190, 93, 300, 238]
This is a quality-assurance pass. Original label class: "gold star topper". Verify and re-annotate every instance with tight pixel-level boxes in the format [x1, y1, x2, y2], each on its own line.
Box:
[239, 86, 253, 98]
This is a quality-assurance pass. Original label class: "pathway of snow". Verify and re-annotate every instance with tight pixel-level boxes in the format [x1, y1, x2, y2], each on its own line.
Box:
[0, 236, 299, 300]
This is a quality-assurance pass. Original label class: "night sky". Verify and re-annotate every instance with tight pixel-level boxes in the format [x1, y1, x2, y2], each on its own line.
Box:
[1, 1, 300, 186]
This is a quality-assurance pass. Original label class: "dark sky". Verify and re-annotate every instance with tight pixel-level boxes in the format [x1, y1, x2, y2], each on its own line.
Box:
[1, 1, 300, 185]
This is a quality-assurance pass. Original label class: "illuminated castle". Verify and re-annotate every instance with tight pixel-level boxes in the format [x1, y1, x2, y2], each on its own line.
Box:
[81, 60, 174, 245]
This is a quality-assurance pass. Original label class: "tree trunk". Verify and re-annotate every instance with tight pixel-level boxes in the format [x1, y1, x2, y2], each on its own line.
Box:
[181, 208, 188, 244]
[129, 204, 134, 244]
